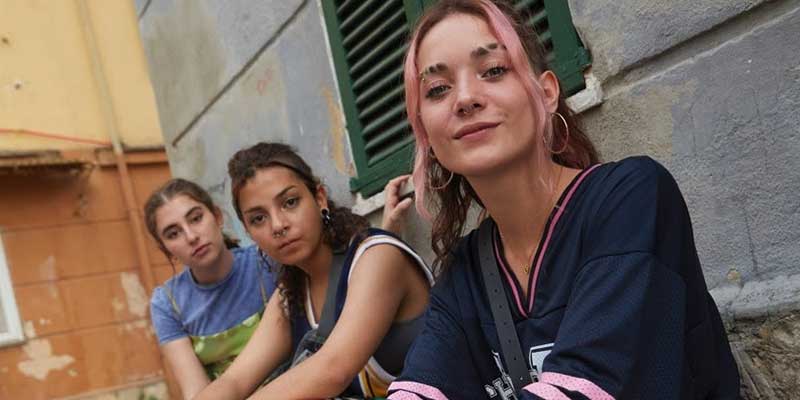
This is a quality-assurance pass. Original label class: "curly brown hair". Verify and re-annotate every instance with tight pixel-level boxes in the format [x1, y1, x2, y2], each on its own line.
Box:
[228, 142, 369, 317]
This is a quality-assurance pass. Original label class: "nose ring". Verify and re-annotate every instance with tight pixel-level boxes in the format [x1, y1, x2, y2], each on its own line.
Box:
[273, 228, 287, 238]
[458, 102, 480, 116]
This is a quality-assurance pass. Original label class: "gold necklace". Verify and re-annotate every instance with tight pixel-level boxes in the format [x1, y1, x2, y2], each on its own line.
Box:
[501, 165, 564, 275]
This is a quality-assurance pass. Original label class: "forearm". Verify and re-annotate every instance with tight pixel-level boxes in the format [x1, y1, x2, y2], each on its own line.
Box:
[250, 351, 352, 400]
[193, 375, 247, 400]
[178, 377, 210, 400]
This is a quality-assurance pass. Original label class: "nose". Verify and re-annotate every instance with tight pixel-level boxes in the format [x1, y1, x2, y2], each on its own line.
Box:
[453, 74, 483, 117]
[271, 212, 289, 237]
[185, 225, 200, 244]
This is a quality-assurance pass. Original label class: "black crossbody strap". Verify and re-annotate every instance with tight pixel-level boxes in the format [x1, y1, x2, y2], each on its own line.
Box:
[477, 218, 532, 392]
[317, 252, 346, 338]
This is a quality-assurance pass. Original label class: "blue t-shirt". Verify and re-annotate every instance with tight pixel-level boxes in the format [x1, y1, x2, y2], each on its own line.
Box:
[150, 245, 276, 344]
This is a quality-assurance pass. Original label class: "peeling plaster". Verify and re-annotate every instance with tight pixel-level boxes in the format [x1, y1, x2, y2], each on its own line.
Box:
[38, 256, 55, 279]
[123, 320, 148, 332]
[23, 320, 36, 338]
[111, 297, 125, 313]
[321, 87, 349, 175]
[17, 339, 75, 380]
[120, 272, 147, 317]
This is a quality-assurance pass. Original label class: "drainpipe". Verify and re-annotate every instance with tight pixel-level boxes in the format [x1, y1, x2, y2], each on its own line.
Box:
[76, 0, 156, 294]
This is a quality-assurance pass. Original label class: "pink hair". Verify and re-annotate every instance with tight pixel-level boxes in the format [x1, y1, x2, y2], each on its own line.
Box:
[404, 0, 554, 219]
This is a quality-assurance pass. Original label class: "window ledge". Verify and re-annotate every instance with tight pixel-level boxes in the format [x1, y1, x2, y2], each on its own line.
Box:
[352, 177, 415, 217]
[566, 71, 603, 114]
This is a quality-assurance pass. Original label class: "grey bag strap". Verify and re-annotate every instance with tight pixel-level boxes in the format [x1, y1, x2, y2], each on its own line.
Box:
[317, 252, 346, 338]
[477, 218, 533, 392]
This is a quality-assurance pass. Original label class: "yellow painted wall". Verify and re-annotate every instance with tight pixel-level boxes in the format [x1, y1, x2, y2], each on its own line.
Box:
[0, 0, 164, 152]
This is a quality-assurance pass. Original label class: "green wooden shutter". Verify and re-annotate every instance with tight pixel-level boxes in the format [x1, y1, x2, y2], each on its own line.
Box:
[514, 0, 591, 96]
[321, 0, 426, 197]
[322, 0, 590, 197]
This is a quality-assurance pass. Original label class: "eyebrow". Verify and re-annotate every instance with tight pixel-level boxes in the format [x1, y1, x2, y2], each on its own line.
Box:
[160, 206, 203, 236]
[184, 206, 202, 218]
[419, 63, 448, 80]
[471, 42, 504, 58]
[419, 43, 506, 80]
[242, 185, 298, 215]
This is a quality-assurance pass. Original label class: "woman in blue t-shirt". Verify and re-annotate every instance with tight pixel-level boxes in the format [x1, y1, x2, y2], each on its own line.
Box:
[145, 178, 276, 399]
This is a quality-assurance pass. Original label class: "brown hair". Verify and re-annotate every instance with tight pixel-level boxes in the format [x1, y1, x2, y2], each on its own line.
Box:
[228, 142, 370, 316]
[404, 0, 599, 269]
[143, 178, 239, 260]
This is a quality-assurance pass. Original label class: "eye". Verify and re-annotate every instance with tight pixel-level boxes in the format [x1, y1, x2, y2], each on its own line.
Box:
[248, 214, 267, 226]
[482, 65, 508, 79]
[164, 229, 180, 240]
[189, 213, 203, 224]
[284, 197, 299, 209]
[425, 84, 450, 99]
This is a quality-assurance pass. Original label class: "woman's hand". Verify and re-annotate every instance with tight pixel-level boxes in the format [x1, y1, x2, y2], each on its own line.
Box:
[381, 175, 414, 234]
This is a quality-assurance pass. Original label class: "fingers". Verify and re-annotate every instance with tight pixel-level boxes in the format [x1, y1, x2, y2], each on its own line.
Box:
[384, 175, 411, 207]
[381, 176, 414, 234]
[395, 197, 413, 213]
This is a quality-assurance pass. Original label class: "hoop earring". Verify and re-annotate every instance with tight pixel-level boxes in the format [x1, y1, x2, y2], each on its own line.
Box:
[429, 170, 454, 190]
[544, 112, 570, 155]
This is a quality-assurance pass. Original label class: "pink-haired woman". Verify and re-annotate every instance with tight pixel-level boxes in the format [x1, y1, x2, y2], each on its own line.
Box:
[388, 1, 739, 399]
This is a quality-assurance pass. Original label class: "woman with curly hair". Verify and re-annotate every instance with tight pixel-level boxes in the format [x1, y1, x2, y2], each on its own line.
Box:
[195, 142, 433, 399]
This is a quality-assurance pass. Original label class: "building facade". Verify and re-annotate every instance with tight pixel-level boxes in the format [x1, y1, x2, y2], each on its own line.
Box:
[137, 0, 800, 398]
[0, 1, 172, 399]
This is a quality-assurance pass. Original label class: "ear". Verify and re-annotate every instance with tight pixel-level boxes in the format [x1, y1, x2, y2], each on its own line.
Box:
[536, 70, 561, 114]
[212, 206, 224, 227]
[314, 184, 329, 211]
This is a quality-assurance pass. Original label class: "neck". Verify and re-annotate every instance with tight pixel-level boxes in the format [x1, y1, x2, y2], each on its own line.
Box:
[191, 247, 235, 285]
[297, 241, 334, 285]
[468, 157, 572, 260]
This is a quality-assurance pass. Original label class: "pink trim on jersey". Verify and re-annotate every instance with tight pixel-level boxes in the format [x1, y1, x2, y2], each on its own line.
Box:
[388, 381, 449, 400]
[542, 372, 615, 400]
[494, 234, 528, 316]
[528, 164, 601, 312]
[388, 391, 425, 400]
[522, 382, 571, 400]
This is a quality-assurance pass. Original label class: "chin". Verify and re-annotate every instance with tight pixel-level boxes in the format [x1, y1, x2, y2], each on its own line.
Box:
[453, 145, 535, 178]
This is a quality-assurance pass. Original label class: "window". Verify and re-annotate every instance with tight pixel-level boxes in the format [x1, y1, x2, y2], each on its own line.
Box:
[322, 0, 591, 197]
[0, 234, 24, 347]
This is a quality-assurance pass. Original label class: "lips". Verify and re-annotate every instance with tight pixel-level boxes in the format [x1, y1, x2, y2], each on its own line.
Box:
[454, 121, 501, 140]
[192, 243, 210, 257]
[278, 238, 300, 251]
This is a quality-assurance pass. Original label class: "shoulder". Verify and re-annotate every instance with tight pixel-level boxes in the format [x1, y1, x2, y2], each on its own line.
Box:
[231, 244, 259, 263]
[150, 285, 168, 309]
[149, 285, 178, 322]
[594, 156, 676, 190]
[150, 269, 188, 307]
[349, 228, 433, 284]
[585, 156, 684, 213]
[582, 156, 691, 256]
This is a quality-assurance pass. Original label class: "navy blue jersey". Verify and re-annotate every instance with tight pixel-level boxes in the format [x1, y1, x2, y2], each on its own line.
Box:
[388, 157, 739, 400]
